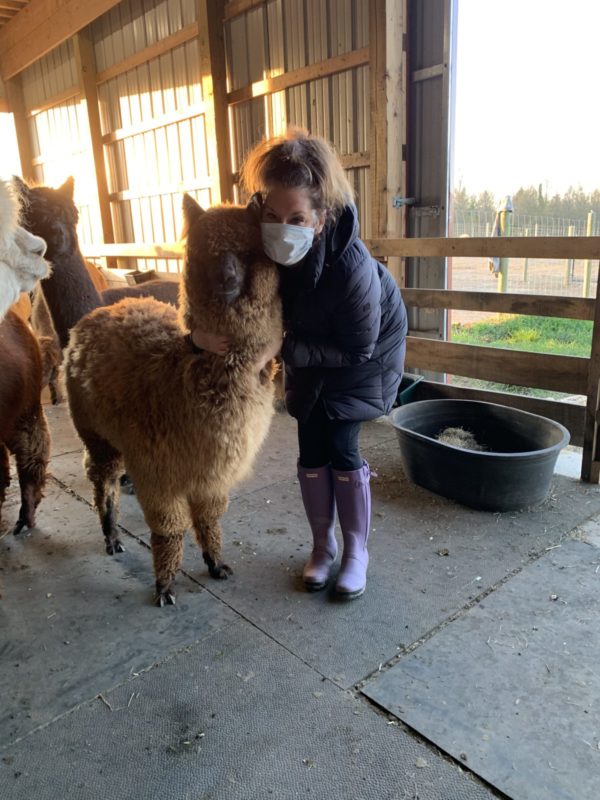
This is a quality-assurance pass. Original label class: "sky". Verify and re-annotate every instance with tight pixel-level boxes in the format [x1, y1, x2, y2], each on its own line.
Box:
[453, 0, 600, 198]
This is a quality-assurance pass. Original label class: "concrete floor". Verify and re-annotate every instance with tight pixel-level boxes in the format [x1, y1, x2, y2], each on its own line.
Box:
[1, 403, 599, 800]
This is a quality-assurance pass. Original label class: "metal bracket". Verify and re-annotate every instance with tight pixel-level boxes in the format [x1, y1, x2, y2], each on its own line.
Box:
[392, 196, 416, 208]
[412, 205, 441, 218]
[392, 197, 441, 218]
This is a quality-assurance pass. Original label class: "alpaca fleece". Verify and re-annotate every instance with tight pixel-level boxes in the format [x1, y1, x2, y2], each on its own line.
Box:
[14, 176, 180, 405]
[0, 178, 50, 534]
[0, 178, 48, 320]
[65, 199, 282, 605]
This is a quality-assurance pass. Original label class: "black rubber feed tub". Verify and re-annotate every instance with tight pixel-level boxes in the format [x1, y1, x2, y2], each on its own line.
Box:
[389, 399, 570, 511]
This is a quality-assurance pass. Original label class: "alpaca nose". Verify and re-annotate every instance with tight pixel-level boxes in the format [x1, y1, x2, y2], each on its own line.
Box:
[32, 240, 47, 257]
[219, 252, 243, 300]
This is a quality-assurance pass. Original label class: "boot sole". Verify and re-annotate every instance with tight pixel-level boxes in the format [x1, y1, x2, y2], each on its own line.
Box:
[335, 586, 365, 600]
[303, 580, 328, 592]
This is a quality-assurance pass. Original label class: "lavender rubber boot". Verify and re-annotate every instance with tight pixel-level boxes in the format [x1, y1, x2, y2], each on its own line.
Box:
[332, 462, 371, 599]
[298, 464, 337, 591]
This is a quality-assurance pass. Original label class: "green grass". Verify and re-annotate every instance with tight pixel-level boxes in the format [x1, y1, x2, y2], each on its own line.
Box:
[451, 315, 592, 357]
[449, 315, 592, 397]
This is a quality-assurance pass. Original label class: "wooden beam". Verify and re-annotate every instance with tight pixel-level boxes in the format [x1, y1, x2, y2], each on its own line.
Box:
[368, 0, 407, 282]
[0, 0, 123, 81]
[366, 236, 600, 259]
[28, 84, 80, 117]
[0, 2, 28, 11]
[0, 96, 8, 112]
[406, 337, 588, 395]
[82, 243, 184, 259]
[369, 0, 387, 240]
[197, 0, 233, 203]
[227, 47, 370, 105]
[401, 288, 595, 321]
[108, 177, 212, 203]
[102, 103, 208, 145]
[73, 28, 114, 250]
[582, 274, 600, 481]
[95, 22, 199, 86]
[223, 0, 264, 22]
[4, 74, 35, 180]
[340, 151, 370, 170]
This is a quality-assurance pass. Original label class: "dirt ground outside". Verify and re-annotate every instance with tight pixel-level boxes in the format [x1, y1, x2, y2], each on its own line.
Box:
[448, 256, 598, 326]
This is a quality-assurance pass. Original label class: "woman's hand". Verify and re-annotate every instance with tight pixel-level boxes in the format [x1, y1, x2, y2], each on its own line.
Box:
[191, 328, 230, 356]
[255, 335, 283, 371]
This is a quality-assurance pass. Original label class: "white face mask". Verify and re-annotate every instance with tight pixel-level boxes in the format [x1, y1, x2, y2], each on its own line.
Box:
[261, 222, 315, 266]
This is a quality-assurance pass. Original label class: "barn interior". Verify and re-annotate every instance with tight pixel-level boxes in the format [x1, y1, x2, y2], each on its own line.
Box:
[1, 2, 600, 799]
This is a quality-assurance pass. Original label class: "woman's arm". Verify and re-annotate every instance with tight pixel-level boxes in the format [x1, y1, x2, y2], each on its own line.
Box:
[282, 264, 381, 368]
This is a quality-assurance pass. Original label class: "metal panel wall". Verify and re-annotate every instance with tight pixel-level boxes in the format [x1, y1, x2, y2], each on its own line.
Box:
[226, 0, 371, 233]
[90, 0, 212, 272]
[406, 0, 457, 342]
[19, 41, 102, 247]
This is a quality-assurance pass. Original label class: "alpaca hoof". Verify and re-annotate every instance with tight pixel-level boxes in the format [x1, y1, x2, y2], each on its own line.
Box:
[106, 539, 125, 555]
[12, 517, 28, 536]
[155, 587, 176, 607]
[209, 562, 233, 580]
[119, 474, 135, 495]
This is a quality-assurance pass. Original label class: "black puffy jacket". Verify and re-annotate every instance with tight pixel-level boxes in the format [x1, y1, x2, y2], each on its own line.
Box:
[279, 204, 408, 422]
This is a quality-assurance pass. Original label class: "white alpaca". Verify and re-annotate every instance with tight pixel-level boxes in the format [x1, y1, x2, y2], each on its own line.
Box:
[0, 178, 49, 320]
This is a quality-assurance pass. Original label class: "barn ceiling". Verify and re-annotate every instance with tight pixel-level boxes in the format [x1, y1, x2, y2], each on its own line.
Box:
[0, 0, 29, 29]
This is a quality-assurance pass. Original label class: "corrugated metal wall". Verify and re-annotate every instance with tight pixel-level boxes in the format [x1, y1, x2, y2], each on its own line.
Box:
[19, 40, 103, 247]
[12, 0, 373, 270]
[226, 0, 370, 232]
[92, 0, 206, 271]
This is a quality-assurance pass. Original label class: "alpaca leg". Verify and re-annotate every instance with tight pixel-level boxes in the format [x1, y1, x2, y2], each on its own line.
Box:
[150, 531, 185, 607]
[49, 368, 64, 405]
[11, 409, 50, 535]
[0, 443, 10, 527]
[134, 489, 189, 606]
[82, 435, 125, 555]
[190, 495, 233, 580]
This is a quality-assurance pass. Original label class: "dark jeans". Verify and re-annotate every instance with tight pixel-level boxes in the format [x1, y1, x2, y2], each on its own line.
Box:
[297, 400, 363, 471]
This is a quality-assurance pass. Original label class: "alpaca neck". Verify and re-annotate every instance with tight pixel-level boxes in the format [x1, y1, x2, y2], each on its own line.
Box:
[42, 250, 102, 349]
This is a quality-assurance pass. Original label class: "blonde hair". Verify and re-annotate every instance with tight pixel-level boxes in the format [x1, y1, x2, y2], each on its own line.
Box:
[239, 127, 354, 216]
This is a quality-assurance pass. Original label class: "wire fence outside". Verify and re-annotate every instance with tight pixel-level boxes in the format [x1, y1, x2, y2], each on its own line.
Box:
[452, 210, 600, 238]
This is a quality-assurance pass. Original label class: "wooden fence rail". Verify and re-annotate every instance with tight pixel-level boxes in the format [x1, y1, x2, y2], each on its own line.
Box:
[82, 235, 600, 483]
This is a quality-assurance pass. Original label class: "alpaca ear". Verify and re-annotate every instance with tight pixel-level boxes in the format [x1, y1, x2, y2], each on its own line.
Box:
[246, 192, 263, 221]
[58, 176, 75, 199]
[12, 175, 30, 199]
[182, 193, 205, 226]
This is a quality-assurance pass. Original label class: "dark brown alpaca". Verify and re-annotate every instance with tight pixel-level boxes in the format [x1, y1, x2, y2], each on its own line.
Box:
[0, 311, 50, 534]
[14, 176, 181, 350]
[65, 197, 282, 606]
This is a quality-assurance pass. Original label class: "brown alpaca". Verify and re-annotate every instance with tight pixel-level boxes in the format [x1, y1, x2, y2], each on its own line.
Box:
[0, 177, 50, 534]
[65, 196, 282, 605]
[0, 311, 50, 534]
[14, 176, 181, 403]
[9, 291, 32, 322]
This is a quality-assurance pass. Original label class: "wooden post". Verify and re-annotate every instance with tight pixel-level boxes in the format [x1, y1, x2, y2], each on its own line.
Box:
[564, 224, 574, 286]
[523, 227, 529, 281]
[581, 256, 600, 483]
[73, 28, 115, 252]
[583, 210, 595, 298]
[197, 0, 233, 203]
[4, 74, 35, 181]
[369, 0, 407, 285]
[496, 196, 513, 293]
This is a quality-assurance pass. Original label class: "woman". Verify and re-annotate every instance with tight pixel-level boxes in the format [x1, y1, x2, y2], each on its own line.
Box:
[193, 128, 407, 599]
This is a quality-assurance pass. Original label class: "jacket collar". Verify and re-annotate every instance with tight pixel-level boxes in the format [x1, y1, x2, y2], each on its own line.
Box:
[300, 204, 359, 288]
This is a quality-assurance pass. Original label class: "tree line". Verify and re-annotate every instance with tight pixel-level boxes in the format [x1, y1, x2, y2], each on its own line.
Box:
[452, 184, 600, 221]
